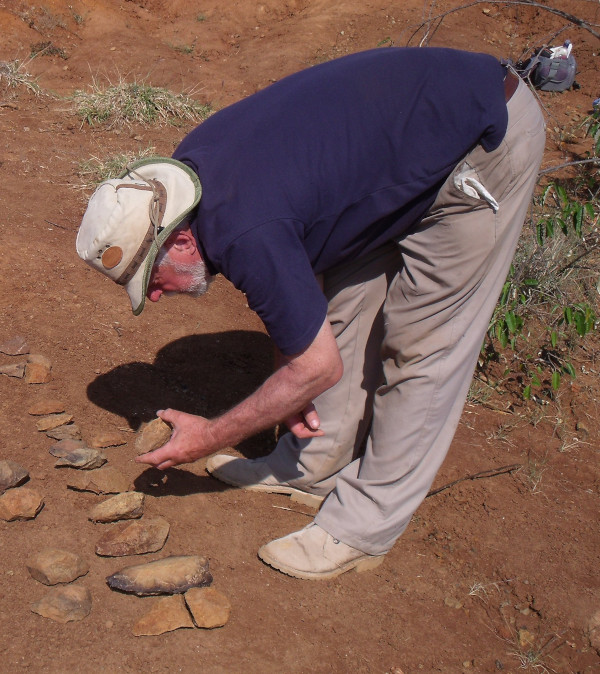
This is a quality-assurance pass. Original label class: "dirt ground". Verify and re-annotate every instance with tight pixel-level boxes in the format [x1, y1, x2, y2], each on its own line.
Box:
[0, 0, 599, 672]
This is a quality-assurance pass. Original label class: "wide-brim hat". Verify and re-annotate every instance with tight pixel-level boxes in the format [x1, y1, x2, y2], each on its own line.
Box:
[76, 157, 202, 315]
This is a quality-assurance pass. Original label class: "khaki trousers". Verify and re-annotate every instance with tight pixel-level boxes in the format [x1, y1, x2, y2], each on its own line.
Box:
[267, 79, 546, 555]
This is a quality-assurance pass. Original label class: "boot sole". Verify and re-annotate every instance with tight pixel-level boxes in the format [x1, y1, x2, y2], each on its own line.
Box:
[257, 546, 384, 580]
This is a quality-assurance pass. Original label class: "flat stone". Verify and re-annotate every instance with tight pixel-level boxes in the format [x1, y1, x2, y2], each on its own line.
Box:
[185, 587, 231, 628]
[26, 549, 89, 585]
[95, 516, 170, 557]
[107, 555, 212, 596]
[135, 418, 172, 455]
[36, 413, 74, 432]
[0, 362, 25, 378]
[0, 336, 29, 355]
[24, 355, 52, 384]
[89, 492, 145, 523]
[48, 439, 85, 458]
[67, 466, 130, 494]
[55, 448, 107, 470]
[89, 431, 127, 448]
[28, 399, 66, 416]
[0, 460, 29, 492]
[132, 595, 194, 636]
[46, 424, 82, 441]
[31, 585, 92, 623]
[0, 487, 44, 521]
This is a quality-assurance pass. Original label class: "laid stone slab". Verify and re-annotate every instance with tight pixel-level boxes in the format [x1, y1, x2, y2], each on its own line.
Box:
[67, 466, 130, 494]
[55, 448, 107, 470]
[132, 595, 194, 636]
[36, 413, 74, 432]
[89, 492, 145, 523]
[46, 424, 82, 442]
[0, 460, 29, 492]
[0, 486, 44, 521]
[31, 585, 92, 623]
[95, 516, 170, 557]
[26, 549, 89, 585]
[185, 587, 231, 628]
[25, 355, 52, 384]
[49, 439, 85, 458]
[90, 431, 127, 448]
[0, 335, 29, 355]
[135, 418, 172, 455]
[107, 556, 213, 596]
[28, 399, 66, 416]
[0, 362, 25, 378]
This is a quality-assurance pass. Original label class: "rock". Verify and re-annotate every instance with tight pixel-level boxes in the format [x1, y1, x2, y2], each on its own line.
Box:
[26, 549, 89, 585]
[48, 439, 85, 458]
[31, 585, 92, 623]
[185, 587, 231, 628]
[95, 516, 170, 557]
[132, 595, 194, 636]
[444, 596, 463, 610]
[24, 355, 52, 384]
[0, 362, 25, 378]
[107, 556, 212, 596]
[135, 418, 172, 455]
[90, 431, 127, 448]
[0, 460, 29, 492]
[89, 492, 145, 523]
[28, 399, 66, 416]
[67, 466, 130, 494]
[518, 628, 536, 649]
[46, 424, 82, 442]
[588, 610, 600, 654]
[36, 413, 74, 432]
[55, 448, 107, 470]
[0, 336, 29, 355]
[0, 486, 44, 520]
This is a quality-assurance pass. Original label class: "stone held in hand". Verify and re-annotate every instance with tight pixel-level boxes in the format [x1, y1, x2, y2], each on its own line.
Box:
[185, 587, 231, 628]
[0, 362, 25, 378]
[132, 595, 194, 636]
[24, 354, 52, 384]
[28, 399, 66, 416]
[66, 466, 130, 494]
[0, 335, 29, 356]
[36, 413, 74, 432]
[135, 418, 172, 455]
[89, 491, 145, 523]
[31, 585, 92, 623]
[107, 555, 213, 596]
[0, 460, 29, 492]
[90, 430, 128, 449]
[0, 486, 44, 521]
[26, 549, 89, 585]
[55, 448, 107, 470]
[95, 516, 170, 557]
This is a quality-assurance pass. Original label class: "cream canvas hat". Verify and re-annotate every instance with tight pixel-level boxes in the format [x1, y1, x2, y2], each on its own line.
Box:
[76, 157, 202, 315]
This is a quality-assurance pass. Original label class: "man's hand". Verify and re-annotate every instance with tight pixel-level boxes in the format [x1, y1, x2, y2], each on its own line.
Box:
[284, 402, 324, 439]
[135, 409, 218, 470]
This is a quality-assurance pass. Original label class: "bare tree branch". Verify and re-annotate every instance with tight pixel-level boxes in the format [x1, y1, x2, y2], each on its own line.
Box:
[538, 158, 600, 177]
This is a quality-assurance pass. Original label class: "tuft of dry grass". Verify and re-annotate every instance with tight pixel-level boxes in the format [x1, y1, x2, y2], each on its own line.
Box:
[77, 147, 157, 189]
[0, 59, 41, 96]
[73, 75, 212, 128]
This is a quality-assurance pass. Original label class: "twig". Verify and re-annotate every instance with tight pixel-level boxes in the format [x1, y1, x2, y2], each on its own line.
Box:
[44, 219, 66, 229]
[272, 505, 314, 517]
[538, 158, 600, 177]
[426, 463, 521, 497]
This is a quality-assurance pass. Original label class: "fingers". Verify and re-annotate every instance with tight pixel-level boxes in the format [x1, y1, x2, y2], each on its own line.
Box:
[302, 403, 321, 431]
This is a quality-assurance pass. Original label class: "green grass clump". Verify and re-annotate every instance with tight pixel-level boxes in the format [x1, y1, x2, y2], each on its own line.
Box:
[73, 76, 212, 128]
[77, 148, 157, 189]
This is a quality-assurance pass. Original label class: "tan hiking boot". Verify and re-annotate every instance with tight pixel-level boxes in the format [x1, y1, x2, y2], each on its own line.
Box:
[257, 523, 385, 580]
[205, 454, 324, 508]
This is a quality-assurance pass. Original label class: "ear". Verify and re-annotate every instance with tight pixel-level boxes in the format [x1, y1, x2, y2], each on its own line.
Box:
[165, 228, 198, 254]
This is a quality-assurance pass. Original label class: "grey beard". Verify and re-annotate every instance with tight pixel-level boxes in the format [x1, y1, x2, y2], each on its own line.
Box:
[156, 249, 212, 297]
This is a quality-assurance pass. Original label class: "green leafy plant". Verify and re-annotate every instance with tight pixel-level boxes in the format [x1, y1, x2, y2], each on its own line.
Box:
[484, 111, 599, 399]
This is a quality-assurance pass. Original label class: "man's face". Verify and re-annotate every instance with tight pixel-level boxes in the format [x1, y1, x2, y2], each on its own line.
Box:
[147, 245, 211, 303]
